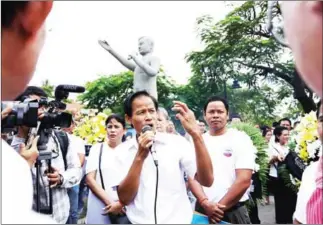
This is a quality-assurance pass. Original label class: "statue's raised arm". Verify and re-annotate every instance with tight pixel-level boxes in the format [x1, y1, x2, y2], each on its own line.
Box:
[99, 36, 161, 99]
[98, 40, 136, 71]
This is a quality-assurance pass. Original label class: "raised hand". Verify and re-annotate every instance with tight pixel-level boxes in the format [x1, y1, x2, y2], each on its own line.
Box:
[98, 39, 112, 52]
[172, 101, 199, 136]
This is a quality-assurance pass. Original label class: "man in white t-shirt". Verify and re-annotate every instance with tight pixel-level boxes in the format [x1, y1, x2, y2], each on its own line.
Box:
[1, 1, 55, 223]
[189, 96, 256, 224]
[114, 91, 214, 224]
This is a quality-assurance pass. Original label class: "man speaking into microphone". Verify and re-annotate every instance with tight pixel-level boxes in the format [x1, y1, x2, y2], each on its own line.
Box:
[112, 91, 213, 224]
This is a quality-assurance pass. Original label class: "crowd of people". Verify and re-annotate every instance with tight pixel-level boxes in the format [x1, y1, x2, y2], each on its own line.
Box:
[2, 85, 322, 224]
[1, 1, 322, 224]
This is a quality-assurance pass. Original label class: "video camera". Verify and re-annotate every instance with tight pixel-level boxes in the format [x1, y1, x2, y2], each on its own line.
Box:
[1, 85, 85, 130]
[1, 84, 85, 215]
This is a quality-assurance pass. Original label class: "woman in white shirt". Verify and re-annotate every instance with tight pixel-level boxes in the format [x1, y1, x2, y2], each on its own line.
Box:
[85, 114, 129, 224]
[262, 127, 272, 205]
[268, 126, 297, 224]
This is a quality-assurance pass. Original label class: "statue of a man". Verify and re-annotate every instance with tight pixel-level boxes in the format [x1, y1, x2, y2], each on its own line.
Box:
[98, 37, 161, 99]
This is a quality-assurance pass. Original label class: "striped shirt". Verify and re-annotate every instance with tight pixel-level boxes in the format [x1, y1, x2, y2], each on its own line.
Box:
[306, 156, 323, 224]
[11, 131, 82, 224]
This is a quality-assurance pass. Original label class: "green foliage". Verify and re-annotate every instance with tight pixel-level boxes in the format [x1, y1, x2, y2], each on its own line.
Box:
[78, 70, 178, 115]
[41, 79, 55, 98]
[186, 0, 316, 114]
[78, 71, 133, 113]
[229, 86, 279, 126]
[278, 164, 299, 193]
[63, 99, 73, 104]
[228, 123, 269, 199]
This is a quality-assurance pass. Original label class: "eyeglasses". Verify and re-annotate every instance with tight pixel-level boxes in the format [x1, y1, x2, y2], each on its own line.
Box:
[266, 1, 289, 47]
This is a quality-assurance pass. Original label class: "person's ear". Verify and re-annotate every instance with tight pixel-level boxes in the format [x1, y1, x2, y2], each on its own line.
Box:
[125, 115, 132, 127]
[17, 1, 53, 40]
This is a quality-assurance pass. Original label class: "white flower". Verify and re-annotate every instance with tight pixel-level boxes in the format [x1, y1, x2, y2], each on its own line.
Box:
[307, 140, 322, 159]
[254, 163, 260, 172]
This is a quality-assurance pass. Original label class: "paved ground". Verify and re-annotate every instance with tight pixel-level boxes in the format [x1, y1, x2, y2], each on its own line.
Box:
[258, 196, 275, 224]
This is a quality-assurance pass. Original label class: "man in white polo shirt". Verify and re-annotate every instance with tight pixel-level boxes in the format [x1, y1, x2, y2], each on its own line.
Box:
[114, 91, 214, 224]
[189, 96, 256, 224]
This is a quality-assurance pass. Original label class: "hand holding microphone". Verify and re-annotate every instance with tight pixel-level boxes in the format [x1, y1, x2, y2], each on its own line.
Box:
[137, 125, 155, 161]
[138, 125, 158, 166]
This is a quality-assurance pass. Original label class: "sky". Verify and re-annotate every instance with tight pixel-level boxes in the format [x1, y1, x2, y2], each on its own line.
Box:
[30, 1, 240, 87]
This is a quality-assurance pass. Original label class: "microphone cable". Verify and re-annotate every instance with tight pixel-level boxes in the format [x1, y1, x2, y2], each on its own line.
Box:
[153, 152, 159, 224]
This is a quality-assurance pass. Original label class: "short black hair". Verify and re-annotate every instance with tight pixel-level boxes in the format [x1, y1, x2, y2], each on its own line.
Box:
[124, 91, 158, 117]
[15, 86, 48, 102]
[273, 126, 288, 143]
[279, 117, 291, 126]
[2, 1, 28, 28]
[272, 121, 279, 128]
[105, 114, 126, 129]
[261, 126, 271, 137]
[203, 96, 229, 114]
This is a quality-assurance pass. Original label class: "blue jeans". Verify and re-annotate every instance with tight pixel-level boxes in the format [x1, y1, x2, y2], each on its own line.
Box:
[67, 185, 80, 224]
[78, 176, 88, 216]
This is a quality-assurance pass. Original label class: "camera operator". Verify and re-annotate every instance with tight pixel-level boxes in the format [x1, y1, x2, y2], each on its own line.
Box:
[10, 86, 82, 224]
[2, 1, 55, 223]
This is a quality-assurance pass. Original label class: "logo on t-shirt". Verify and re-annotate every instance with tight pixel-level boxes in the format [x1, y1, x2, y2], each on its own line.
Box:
[223, 149, 232, 157]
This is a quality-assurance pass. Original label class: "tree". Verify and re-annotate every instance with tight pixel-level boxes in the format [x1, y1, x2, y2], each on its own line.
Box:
[229, 85, 279, 126]
[186, 1, 317, 113]
[174, 72, 222, 120]
[175, 78, 279, 126]
[78, 71, 133, 113]
[41, 79, 55, 98]
[78, 70, 177, 114]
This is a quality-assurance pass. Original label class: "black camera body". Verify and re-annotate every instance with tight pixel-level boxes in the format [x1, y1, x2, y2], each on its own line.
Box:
[2, 99, 39, 130]
[1, 85, 86, 131]
[1, 98, 72, 131]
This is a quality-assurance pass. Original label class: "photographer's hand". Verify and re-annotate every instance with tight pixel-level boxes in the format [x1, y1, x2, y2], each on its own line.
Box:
[1, 105, 13, 119]
[19, 136, 39, 168]
[47, 167, 63, 188]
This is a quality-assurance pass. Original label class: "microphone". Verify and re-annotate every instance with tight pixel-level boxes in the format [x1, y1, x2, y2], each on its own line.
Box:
[55, 85, 85, 93]
[141, 125, 158, 167]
